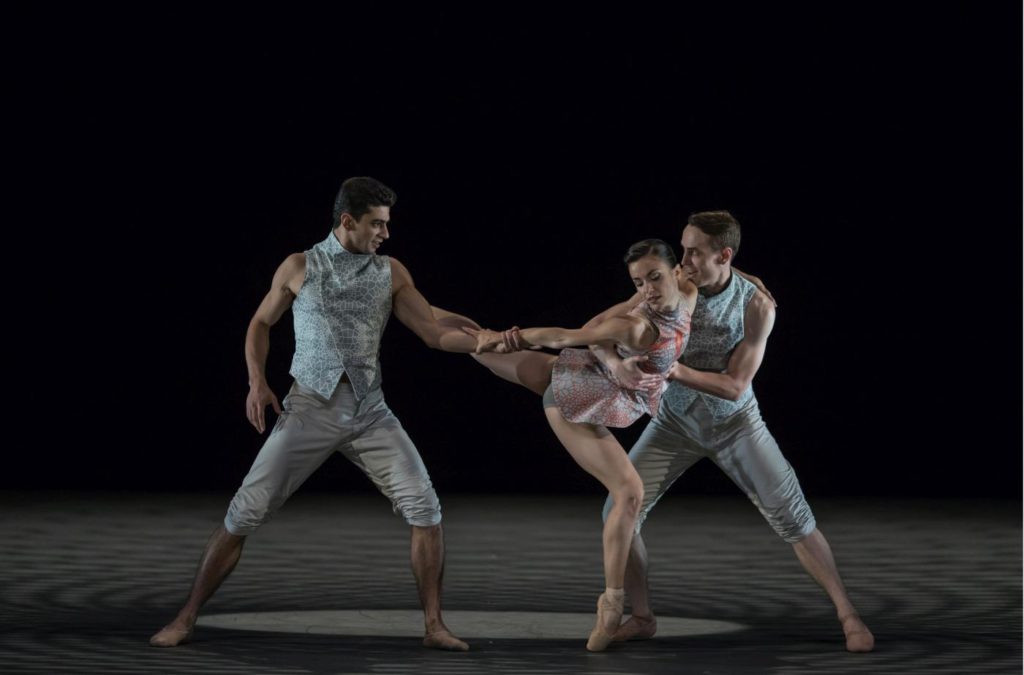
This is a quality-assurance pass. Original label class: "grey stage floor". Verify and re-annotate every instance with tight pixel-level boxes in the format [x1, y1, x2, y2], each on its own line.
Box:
[0, 491, 1019, 674]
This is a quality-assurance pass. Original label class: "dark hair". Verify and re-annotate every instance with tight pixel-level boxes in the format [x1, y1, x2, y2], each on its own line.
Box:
[686, 210, 741, 255]
[332, 177, 397, 226]
[624, 238, 678, 268]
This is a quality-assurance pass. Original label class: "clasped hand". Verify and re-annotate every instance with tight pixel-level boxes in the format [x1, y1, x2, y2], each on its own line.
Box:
[461, 326, 525, 354]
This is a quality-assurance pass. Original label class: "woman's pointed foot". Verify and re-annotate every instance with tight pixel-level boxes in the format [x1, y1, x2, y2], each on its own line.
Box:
[586, 589, 625, 652]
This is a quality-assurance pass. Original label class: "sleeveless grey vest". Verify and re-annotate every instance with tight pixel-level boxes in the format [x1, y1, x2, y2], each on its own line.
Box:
[289, 232, 392, 400]
[663, 271, 757, 420]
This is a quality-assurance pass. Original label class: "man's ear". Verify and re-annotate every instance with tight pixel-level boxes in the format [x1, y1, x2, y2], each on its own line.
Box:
[718, 247, 734, 265]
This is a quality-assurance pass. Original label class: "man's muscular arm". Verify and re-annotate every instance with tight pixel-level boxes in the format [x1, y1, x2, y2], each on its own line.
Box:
[667, 290, 775, 401]
[390, 258, 479, 352]
[468, 315, 652, 353]
[245, 252, 305, 432]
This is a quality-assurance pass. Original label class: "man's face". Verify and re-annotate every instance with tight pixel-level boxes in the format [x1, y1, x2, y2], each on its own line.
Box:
[680, 225, 728, 287]
[343, 206, 391, 254]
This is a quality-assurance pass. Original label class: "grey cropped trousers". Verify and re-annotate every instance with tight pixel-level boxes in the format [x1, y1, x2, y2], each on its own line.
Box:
[604, 395, 816, 543]
[224, 379, 442, 535]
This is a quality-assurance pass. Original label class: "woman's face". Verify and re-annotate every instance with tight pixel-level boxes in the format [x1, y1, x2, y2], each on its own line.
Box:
[628, 254, 680, 313]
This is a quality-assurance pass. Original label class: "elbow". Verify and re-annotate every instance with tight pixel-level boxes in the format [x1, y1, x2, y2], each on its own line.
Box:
[725, 379, 751, 401]
[247, 318, 271, 338]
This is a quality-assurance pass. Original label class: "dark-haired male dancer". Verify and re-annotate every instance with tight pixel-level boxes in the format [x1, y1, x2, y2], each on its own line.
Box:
[151, 177, 484, 651]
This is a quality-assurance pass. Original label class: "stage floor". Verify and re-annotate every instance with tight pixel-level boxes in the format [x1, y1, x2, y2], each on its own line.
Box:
[1, 492, 1019, 674]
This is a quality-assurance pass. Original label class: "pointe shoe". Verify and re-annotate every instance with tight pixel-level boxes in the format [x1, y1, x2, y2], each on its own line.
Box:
[149, 624, 193, 648]
[839, 613, 875, 653]
[612, 614, 657, 642]
[586, 592, 624, 652]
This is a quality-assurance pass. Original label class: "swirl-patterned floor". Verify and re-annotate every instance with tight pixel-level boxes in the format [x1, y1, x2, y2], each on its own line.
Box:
[1, 492, 1019, 674]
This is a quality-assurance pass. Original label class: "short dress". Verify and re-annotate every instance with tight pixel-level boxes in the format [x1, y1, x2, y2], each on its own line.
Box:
[549, 300, 691, 428]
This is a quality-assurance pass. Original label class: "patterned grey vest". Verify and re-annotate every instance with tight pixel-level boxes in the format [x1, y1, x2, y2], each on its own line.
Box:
[289, 232, 392, 400]
[663, 271, 757, 420]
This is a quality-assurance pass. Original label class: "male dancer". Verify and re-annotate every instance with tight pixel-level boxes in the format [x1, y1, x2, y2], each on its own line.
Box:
[150, 177, 483, 651]
[595, 210, 874, 652]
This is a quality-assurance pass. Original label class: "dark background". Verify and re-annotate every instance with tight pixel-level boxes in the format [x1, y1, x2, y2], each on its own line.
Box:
[11, 7, 1020, 498]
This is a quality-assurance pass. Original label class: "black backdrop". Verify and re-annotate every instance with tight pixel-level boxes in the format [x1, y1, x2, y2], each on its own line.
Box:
[11, 7, 1020, 498]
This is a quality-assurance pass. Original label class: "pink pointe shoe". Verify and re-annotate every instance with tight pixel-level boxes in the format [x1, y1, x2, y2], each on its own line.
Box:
[586, 591, 624, 652]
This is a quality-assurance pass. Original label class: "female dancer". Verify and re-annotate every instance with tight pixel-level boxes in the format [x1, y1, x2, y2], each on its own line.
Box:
[433, 239, 696, 651]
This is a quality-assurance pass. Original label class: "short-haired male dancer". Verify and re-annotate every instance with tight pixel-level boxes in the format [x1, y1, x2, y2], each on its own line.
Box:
[150, 177, 487, 651]
[596, 211, 874, 652]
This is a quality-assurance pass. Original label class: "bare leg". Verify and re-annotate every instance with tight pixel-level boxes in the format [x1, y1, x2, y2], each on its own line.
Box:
[432, 305, 555, 395]
[544, 408, 642, 650]
[612, 532, 658, 641]
[150, 525, 245, 647]
[410, 524, 468, 651]
[792, 528, 874, 652]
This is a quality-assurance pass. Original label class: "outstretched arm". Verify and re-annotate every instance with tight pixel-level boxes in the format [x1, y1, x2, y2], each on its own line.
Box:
[245, 252, 305, 433]
[469, 314, 652, 354]
[390, 258, 481, 353]
[667, 291, 775, 400]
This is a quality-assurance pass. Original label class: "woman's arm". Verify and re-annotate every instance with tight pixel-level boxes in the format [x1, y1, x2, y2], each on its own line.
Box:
[468, 315, 653, 354]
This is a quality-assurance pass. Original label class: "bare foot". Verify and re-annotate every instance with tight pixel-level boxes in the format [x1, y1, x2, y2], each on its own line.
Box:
[149, 621, 194, 647]
[840, 613, 875, 652]
[612, 614, 657, 642]
[423, 628, 469, 651]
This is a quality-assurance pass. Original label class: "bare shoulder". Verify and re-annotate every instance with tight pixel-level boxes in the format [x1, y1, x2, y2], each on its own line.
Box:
[389, 257, 414, 296]
[389, 257, 413, 283]
[749, 289, 774, 312]
[274, 252, 307, 292]
[746, 290, 776, 331]
[280, 252, 306, 274]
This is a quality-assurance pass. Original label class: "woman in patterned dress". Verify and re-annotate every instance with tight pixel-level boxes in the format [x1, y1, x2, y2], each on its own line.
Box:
[432, 239, 697, 651]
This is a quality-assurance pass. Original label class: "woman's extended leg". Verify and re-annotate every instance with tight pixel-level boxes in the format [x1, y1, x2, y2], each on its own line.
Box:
[544, 408, 644, 650]
[432, 305, 555, 395]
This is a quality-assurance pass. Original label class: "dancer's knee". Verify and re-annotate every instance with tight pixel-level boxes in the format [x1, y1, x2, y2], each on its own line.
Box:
[755, 492, 817, 543]
[224, 487, 281, 536]
[392, 482, 443, 527]
[611, 477, 644, 520]
[775, 514, 817, 543]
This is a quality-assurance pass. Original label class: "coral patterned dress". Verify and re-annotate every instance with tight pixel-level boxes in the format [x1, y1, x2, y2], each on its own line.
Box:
[550, 300, 691, 428]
